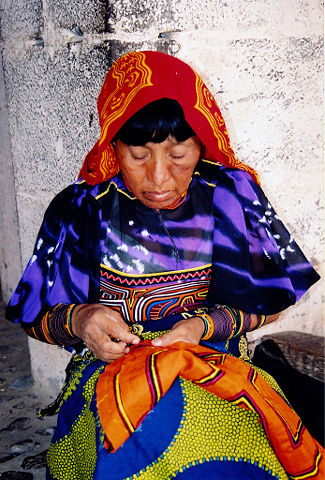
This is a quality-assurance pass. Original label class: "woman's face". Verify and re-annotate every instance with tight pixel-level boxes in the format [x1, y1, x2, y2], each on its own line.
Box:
[115, 135, 201, 209]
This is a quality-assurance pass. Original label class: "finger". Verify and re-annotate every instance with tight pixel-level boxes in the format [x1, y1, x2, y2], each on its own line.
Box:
[100, 312, 140, 345]
[89, 340, 129, 363]
[101, 338, 128, 354]
[84, 334, 123, 354]
[111, 329, 140, 345]
[84, 319, 137, 346]
[98, 341, 132, 362]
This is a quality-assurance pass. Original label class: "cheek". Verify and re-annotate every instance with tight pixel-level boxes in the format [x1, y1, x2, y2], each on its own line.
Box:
[121, 165, 147, 194]
[122, 170, 137, 189]
[172, 166, 195, 191]
[174, 154, 199, 177]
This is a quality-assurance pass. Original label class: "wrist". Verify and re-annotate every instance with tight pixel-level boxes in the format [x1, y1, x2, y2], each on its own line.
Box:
[70, 304, 85, 338]
[192, 316, 205, 338]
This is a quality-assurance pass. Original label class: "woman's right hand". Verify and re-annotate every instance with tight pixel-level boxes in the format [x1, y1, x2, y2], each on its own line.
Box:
[71, 304, 140, 363]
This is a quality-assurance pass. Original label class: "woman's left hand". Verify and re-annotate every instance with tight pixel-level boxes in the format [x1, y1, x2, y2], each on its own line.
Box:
[151, 317, 204, 347]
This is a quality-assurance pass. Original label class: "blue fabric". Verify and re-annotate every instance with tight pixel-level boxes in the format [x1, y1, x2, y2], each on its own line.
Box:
[207, 166, 318, 313]
[168, 461, 278, 479]
[6, 162, 319, 333]
[95, 379, 184, 478]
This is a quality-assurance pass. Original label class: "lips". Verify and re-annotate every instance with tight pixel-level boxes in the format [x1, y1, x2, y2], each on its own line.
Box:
[144, 191, 173, 202]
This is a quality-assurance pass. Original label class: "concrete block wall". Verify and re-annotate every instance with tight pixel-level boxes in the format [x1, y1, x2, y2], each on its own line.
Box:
[0, 0, 323, 399]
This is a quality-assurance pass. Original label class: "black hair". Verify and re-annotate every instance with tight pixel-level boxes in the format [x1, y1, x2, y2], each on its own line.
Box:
[112, 98, 196, 145]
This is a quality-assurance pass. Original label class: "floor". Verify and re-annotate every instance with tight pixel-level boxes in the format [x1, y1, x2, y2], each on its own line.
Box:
[0, 302, 57, 479]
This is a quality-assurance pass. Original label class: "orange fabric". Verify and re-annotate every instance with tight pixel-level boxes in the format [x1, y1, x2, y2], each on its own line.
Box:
[96, 341, 324, 479]
[79, 50, 259, 185]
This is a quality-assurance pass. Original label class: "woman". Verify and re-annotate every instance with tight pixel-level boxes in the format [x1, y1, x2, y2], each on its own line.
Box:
[6, 50, 323, 479]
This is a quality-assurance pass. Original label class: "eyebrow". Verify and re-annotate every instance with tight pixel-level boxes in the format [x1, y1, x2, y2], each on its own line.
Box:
[130, 141, 186, 148]
[129, 137, 194, 148]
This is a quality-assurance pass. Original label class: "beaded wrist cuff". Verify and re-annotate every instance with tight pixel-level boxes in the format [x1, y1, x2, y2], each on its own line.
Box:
[199, 313, 215, 341]
[51, 303, 79, 344]
[199, 305, 252, 342]
[26, 303, 80, 346]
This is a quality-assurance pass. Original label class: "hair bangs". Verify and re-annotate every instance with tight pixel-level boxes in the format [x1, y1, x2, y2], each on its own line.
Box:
[112, 98, 195, 146]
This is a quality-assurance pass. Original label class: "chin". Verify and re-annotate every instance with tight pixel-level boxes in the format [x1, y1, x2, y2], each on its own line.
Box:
[144, 201, 167, 209]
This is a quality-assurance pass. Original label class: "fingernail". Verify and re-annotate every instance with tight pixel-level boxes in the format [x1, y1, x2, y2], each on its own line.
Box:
[152, 339, 162, 346]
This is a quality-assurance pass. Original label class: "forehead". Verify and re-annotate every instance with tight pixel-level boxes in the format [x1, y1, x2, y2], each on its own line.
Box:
[122, 136, 200, 149]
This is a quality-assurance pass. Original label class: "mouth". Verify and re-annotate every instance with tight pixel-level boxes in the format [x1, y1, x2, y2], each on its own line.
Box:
[143, 191, 173, 202]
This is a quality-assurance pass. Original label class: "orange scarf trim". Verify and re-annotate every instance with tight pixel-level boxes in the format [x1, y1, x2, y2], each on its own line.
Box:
[97, 341, 324, 479]
[79, 50, 259, 185]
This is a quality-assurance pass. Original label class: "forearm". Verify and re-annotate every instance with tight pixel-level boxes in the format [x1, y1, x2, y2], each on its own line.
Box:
[250, 312, 280, 329]
[24, 303, 80, 346]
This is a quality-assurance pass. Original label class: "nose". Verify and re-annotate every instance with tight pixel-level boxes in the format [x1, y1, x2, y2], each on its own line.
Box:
[147, 153, 170, 188]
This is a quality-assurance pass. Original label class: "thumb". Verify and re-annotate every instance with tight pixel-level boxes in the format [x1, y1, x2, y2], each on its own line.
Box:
[151, 331, 175, 347]
[108, 323, 140, 345]
[116, 329, 140, 345]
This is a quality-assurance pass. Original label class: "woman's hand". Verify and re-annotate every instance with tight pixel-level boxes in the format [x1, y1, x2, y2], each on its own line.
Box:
[151, 317, 204, 347]
[71, 304, 140, 362]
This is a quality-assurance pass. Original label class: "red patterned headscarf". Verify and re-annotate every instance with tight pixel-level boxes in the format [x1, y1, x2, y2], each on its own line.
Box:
[79, 50, 259, 185]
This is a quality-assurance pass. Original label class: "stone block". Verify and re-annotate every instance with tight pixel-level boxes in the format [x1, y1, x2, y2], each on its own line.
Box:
[28, 338, 71, 400]
[107, 0, 323, 37]
[109, 39, 181, 62]
[0, 54, 22, 301]
[46, 0, 107, 33]
[2, 43, 109, 197]
[0, 0, 43, 41]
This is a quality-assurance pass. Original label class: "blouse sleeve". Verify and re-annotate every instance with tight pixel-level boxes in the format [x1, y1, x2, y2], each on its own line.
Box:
[206, 168, 320, 315]
[5, 183, 101, 333]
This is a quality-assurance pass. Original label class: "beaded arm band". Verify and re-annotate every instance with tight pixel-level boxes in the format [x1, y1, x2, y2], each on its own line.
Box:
[199, 306, 266, 342]
[25, 303, 80, 346]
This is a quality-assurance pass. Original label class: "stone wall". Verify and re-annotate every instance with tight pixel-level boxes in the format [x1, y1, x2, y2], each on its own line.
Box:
[0, 0, 323, 398]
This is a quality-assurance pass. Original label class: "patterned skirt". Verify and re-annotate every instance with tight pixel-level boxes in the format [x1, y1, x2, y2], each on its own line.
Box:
[44, 335, 323, 480]
[46, 355, 290, 479]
